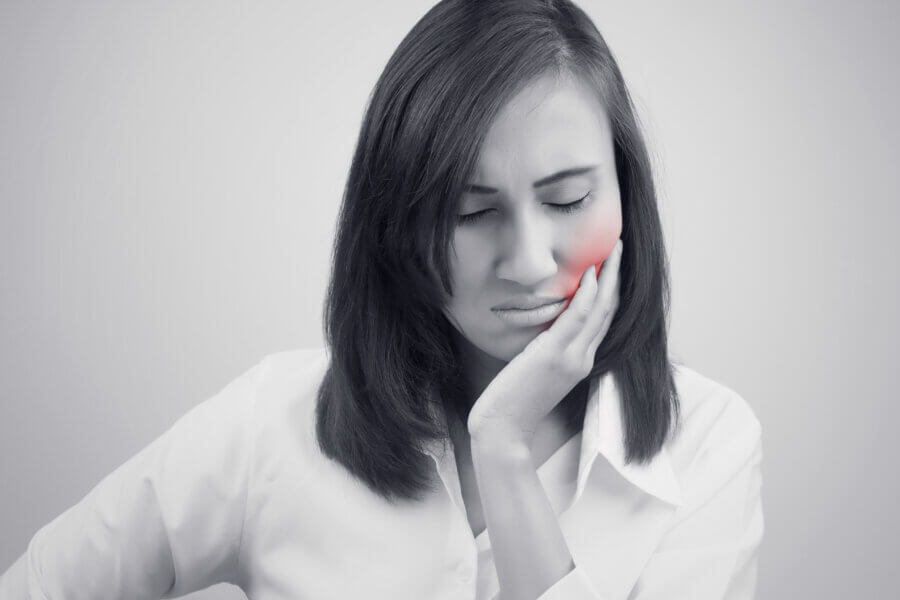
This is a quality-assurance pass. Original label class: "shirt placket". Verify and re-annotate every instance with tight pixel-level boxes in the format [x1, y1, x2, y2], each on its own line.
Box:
[424, 436, 480, 598]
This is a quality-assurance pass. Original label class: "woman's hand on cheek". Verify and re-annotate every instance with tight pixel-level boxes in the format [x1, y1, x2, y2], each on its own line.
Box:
[467, 239, 624, 450]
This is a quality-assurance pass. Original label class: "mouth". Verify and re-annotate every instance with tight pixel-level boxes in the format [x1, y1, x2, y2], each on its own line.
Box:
[491, 296, 566, 311]
[491, 299, 568, 327]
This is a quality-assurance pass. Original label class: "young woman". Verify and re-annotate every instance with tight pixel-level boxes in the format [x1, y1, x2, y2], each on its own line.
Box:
[0, 1, 764, 599]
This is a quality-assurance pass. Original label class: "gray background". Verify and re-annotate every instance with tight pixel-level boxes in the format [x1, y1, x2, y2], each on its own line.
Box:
[1, 1, 897, 598]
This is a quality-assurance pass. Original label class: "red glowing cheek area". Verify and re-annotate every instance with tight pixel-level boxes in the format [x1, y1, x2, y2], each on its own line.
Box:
[553, 211, 622, 302]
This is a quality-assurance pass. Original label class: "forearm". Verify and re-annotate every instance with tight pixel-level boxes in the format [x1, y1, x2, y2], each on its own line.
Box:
[470, 432, 575, 600]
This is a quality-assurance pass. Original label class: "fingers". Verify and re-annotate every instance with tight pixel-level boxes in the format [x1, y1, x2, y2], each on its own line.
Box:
[546, 258, 598, 343]
[585, 277, 620, 357]
[542, 239, 624, 359]
[574, 239, 623, 354]
[590, 239, 623, 325]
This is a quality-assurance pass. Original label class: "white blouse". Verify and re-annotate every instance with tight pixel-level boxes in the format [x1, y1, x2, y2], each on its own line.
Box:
[0, 347, 764, 600]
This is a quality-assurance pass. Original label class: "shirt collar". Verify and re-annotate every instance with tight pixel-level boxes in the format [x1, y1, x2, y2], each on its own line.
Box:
[421, 369, 683, 509]
[580, 370, 683, 507]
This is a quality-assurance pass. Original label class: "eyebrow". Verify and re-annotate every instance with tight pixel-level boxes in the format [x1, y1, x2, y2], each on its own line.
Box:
[464, 165, 598, 195]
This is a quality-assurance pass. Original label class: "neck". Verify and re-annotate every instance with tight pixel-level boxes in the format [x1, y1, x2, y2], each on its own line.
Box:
[450, 331, 508, 409]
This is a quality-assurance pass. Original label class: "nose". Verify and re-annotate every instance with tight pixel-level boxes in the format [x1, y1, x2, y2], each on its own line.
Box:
[495, 208, 557, 287]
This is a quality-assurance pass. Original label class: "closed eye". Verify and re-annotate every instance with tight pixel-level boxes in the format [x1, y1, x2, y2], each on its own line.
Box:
[456, 192, 591, 226]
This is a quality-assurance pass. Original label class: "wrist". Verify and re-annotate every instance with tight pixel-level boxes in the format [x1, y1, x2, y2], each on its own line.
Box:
[469, 426, 533, 463]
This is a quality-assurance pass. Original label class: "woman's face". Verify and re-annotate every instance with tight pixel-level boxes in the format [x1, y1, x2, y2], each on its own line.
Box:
[443, 72, 623, 362]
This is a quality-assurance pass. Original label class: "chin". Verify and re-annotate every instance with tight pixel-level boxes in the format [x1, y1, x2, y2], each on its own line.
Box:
[448, 315, 542, 362]
[480, 330, 540, 361]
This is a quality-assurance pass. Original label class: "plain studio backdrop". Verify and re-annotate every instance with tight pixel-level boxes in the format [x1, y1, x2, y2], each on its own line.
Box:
[1, 1, 897, 598]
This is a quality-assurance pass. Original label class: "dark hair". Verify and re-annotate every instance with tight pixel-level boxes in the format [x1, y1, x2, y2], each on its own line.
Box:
[315, 0, 681, 503]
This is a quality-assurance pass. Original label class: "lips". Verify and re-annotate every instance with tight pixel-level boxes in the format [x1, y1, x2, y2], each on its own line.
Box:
[491, 295, 566, 311]
[491, 298, 568, 327]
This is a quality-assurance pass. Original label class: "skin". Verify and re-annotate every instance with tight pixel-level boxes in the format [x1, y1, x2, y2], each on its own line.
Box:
[443, 70, 622, 409]
[441, 70, 625, 599]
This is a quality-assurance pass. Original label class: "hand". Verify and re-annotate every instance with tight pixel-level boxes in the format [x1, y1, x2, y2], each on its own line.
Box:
[467, 239, 624, 448]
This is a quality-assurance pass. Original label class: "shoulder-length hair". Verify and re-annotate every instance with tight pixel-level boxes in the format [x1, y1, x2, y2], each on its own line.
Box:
[315, 0, 681, 503]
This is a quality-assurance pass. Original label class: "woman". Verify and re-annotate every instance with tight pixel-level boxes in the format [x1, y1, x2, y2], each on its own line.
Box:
[0, 1, 763, 599]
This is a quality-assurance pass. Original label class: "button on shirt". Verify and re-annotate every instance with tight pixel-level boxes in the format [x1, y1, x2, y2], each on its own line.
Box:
[0, 347, 764, 599]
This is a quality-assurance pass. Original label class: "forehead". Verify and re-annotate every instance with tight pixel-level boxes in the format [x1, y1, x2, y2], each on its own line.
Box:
[473, 73, 612, 182]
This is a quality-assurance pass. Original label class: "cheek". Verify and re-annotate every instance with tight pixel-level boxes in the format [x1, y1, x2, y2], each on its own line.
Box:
[446, 243, 489, 315]
[553, 199, 623, 300]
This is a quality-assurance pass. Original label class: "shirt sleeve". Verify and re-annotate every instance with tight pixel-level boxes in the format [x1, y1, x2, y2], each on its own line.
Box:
[627, 391, 765, 600]
[0, 359, 265, 600]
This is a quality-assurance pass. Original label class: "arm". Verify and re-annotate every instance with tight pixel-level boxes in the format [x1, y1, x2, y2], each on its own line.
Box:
[0, 360, 264, 600]
[463, 247, 621, 600]
[470, 431, 583, 600]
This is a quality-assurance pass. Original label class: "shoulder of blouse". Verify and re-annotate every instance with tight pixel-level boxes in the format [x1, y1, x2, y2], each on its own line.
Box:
[667, 362, 762, 478]
[243, 345, 332, 472]
[253, 346, 330, 414]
